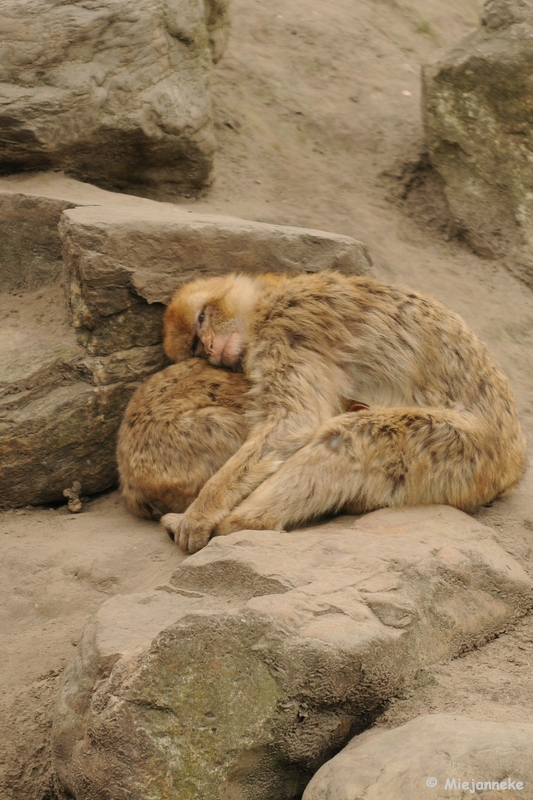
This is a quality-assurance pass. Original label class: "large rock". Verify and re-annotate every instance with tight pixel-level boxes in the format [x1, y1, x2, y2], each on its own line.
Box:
[0, 173, 371, 506]
[0, 172, 167, 292]
[303, 713, 533, 799]
[423, 0, 533, 285]
[0, 0, 230, 197]
[52, 506, 533, 800]
[59, 202, 372, 355]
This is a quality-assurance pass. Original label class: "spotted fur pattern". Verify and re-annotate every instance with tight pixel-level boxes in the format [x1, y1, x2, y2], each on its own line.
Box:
[117, 359, 249, 520]
[160, 271, 526, 552]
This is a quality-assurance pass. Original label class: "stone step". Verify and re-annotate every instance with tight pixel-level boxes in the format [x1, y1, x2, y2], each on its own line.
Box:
[303, 713, 533, 799]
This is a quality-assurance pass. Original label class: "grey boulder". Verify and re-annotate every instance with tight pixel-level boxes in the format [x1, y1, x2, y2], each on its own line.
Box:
[423, 0, 533, 285]
[52, 506, 533, 800]
[303, 713, 533, 799]
[0, 0, 230, 196]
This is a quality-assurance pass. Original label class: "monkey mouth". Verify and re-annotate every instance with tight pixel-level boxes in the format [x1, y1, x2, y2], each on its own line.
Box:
[220, 348, 236, 367]
[214, 331, 243, 368]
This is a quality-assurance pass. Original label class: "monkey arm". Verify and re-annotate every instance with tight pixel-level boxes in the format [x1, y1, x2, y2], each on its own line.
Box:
[162, 417, 316, 553]
[162, 352, 345, 553]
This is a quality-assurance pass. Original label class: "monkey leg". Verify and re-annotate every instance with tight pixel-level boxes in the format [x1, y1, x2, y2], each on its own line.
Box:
[215, 406, 515, 534]
[213, 416, 368, 534]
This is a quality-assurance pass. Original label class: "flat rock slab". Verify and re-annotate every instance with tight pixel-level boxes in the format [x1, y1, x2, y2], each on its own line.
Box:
[0, 0, 230, 196]
[303, 713, 533, 799]
[0, 174, 370, 506]
[52, 506, 533, 800]
[423, 0, 533, 285]
[59, 202, 372, 354]
[0, 172, 164, 292]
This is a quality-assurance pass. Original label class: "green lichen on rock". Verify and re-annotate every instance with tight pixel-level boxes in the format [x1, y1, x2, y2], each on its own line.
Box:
[125, 616, 283, 799]
[52, 512, 533, 800]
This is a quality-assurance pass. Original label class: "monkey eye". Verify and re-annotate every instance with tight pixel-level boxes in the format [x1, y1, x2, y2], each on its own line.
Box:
[198, 310, 205, 325]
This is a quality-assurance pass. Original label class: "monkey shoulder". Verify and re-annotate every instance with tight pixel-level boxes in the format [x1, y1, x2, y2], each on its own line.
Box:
[248, 270, 490, 362]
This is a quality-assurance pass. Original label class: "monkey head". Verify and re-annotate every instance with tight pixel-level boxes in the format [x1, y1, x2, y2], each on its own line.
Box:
[163, 276, 226, 362]
[163, 274, 259, 368]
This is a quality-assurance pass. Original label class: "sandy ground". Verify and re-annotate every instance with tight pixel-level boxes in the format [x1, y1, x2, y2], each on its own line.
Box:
[2, 0, 533, 797]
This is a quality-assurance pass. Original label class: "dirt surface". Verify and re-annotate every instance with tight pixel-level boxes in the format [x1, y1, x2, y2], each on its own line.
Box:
[2, 0, 533, 797]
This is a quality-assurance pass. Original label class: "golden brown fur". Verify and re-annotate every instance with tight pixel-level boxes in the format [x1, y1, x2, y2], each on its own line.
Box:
[160, 270, 527, 553]
[117, 359, 249, 520]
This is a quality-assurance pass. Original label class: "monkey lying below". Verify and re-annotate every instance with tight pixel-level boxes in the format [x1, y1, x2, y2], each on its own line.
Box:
[159, 270, 527, 553]
[117, 359, 249, 521]
[117, 357, 368, 523]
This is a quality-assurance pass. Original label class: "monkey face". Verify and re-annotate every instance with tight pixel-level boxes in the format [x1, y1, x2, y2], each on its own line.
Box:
[163, 299, 205, 361]
[163, 276, 232, 363]
[197, 305, 246, 368]
[163, 275, 248, 367]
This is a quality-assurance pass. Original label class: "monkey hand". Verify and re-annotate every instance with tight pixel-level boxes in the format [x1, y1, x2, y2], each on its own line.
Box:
[160, 512, 214, 554]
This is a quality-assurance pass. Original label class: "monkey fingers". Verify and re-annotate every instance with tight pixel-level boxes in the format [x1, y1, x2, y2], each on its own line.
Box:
[160, 512, 185, 543]
[160, 513, 213, 554]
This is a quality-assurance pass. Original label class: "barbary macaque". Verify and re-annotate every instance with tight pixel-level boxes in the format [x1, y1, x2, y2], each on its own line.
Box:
[159, 270, 527, 553]
[117, 358, 249, 520]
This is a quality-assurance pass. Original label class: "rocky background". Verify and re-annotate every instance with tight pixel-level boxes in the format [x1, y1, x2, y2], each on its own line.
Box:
[0, 0, 227, 196]
[0, 174, 369, 507]
[2, 0, 533, 798]
[424, 0, 533, 287]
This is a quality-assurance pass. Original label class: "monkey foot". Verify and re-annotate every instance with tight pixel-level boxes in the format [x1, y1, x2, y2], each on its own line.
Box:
[160, 513, 184, 543]
[160, 512, 213, 554]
